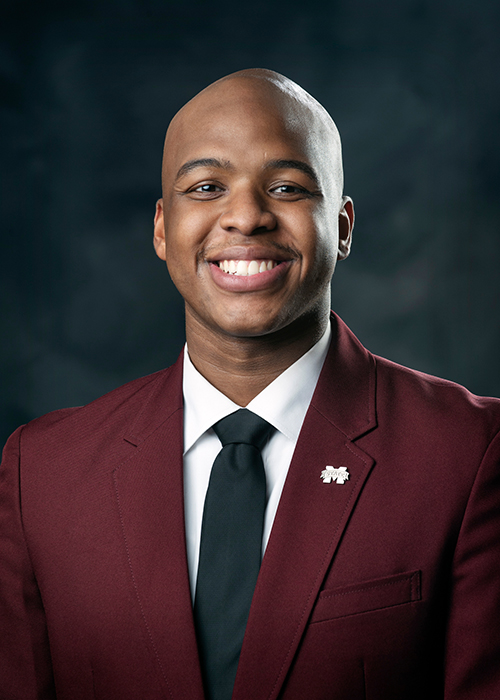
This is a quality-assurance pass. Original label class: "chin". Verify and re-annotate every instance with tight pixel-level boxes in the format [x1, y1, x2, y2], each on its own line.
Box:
[216, 320, 280, 339]
[209, 310, 286, 339]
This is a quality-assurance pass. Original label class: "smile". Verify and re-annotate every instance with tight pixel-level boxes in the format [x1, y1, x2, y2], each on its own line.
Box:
[209, 257, 292, 292]
[218, 260, 278, 276]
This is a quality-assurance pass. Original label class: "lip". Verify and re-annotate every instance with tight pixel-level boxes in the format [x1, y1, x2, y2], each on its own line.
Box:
[206, 245, 292, 263]
[208, 259, 293, 292]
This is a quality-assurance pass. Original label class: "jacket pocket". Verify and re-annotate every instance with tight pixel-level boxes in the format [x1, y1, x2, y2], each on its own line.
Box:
[309, 569, 421, 624]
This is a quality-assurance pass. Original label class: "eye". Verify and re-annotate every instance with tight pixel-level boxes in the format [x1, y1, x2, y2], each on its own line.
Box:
[185, 181, 225, 200]
[193, 183, 222, 193]
[270, 183, 311, 197]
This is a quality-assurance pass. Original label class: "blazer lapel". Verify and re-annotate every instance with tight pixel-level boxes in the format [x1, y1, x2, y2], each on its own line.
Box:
[113, 353, 205, 700]
[233, 314, 378, 700]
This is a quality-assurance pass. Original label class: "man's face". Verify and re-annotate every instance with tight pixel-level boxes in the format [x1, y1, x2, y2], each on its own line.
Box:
[154, 79, 353, 341]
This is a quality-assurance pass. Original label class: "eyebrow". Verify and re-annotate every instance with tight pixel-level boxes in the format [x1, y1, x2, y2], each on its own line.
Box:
[264, 159, 320, 187]
[174, 157, 320, 187]
[175, 158, 233, 181]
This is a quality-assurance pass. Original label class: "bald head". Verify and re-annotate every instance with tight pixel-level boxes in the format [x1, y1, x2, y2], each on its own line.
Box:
[162, 69, 344, 203]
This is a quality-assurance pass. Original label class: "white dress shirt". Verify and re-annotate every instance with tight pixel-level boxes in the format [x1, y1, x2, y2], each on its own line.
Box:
[182, 324, 331, 600]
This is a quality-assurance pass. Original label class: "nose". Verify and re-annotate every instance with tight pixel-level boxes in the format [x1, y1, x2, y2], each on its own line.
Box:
[219, 186, 277, 236]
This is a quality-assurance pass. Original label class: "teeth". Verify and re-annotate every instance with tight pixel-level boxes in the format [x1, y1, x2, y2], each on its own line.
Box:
[236, 260, 248, 276]
[217, 260, 278, 276]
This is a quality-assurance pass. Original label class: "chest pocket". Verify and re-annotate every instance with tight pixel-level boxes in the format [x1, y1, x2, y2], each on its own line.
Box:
[309, 570, 421, 624]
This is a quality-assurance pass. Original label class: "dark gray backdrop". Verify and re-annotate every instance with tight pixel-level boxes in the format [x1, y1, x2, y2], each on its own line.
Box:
[2, 0, 499, 446]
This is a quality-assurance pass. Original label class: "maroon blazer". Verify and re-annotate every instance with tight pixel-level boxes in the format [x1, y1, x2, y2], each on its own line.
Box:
[1, 314, 500, 700]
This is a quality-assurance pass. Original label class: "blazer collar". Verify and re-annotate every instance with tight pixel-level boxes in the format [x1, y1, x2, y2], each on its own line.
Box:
[311, 311, 377, 441]
[122, 350, 184, 447]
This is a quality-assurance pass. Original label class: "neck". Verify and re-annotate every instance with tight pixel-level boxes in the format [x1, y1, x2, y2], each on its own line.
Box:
[185, 312, 330, 406]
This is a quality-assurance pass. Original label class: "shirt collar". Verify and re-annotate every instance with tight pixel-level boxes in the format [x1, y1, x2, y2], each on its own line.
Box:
[182, 323, 331, 453]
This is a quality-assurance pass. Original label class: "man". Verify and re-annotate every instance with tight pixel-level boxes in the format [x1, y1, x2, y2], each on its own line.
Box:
[1, 69, 499, 700]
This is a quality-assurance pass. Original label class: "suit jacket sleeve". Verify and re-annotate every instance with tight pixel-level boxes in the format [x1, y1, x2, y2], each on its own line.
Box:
[444, 426, 500, 699]
[0, 426, 56, 699]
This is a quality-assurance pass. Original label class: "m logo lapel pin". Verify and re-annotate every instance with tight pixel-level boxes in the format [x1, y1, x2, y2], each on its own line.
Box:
[320, 466, 350, 484]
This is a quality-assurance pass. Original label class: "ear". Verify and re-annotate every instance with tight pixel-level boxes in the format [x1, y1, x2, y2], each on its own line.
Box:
[337, 196, 354, 261]
[153, 199, 166, 261]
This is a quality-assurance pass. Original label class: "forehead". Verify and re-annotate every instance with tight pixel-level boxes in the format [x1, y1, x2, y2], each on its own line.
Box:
[163, 79, 335, 183]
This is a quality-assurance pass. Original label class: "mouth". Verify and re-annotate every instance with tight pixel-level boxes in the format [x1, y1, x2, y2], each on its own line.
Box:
[207, 256, 292, 292]
[217, 259, 279, 276]
[205, 245, 294, 292]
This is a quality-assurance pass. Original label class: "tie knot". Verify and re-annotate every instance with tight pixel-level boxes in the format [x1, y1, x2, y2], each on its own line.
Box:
[213, 409, 274, 450]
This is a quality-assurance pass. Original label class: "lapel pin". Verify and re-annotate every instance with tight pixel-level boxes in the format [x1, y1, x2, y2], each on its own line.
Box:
[320, 465, 350, 484]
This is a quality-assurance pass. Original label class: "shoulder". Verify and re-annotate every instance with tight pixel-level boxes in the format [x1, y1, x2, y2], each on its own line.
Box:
[323, 314, 500, 445]
[12, 361, 182, 455]
[373, 353, 500, 442]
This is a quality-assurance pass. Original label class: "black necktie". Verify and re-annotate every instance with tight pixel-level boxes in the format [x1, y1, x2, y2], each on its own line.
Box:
[194, 409, 274, 700]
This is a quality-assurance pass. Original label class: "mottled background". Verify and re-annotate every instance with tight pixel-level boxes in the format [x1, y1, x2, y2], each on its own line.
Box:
[2, 0, 500, 445]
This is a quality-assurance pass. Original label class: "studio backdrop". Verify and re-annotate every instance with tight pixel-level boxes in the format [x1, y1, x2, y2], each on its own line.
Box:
[2, 0, 500, 446]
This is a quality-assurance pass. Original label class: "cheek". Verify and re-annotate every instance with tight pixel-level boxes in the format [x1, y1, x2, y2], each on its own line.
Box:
[165, 207, 219, 264]
[163, 233, 196, 296]
[299, 215, 338, 279]
[315, 205, 339, 259]
[318, 229, 338, 267]
[164, 215, 199, 264]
